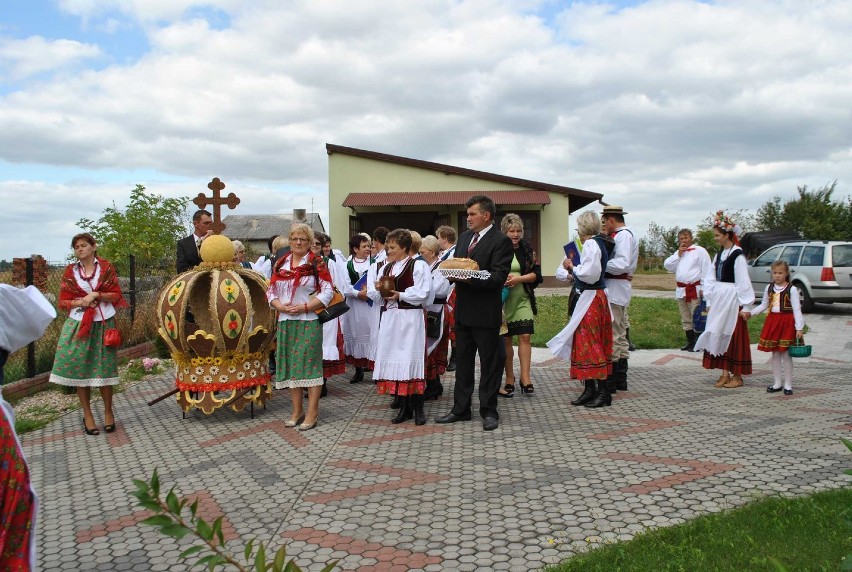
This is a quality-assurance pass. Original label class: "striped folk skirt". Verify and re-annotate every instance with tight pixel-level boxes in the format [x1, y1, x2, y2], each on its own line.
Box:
[703, 315, 752, 375]
[49, 317, 120, 387]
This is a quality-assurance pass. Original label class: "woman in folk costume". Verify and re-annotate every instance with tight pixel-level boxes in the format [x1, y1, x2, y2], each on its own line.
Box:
[266, 223, 333, 431]
[371, 229, 431, 425]
[546, 211, 614, 408]
[342, 234, 375, 384]
[693, 211, 755, 388]
[49, 233, 129, 435]
[312, 233, 346, 396]
[0, 284, 55, 571]
[419, 235, 452, 401]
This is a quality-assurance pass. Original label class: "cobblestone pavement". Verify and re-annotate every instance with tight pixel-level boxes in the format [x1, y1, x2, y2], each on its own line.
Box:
[23, 304, 851, 571]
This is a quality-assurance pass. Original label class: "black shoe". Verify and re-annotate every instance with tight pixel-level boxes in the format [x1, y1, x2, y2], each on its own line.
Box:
[767, 385, 783, 393]
[520, 382, 534, 396]
[681, 330, 695, 351]
[391, 397, 412, 423]
[585, 380, 612, 408]
[482, 416, 498, 431]
[571, 380, 596, 406]
[627, 327, 636, 351]
[320, 379, 328, 398]
[615, 358, 628, 392]
[783, 389, 793, 395]
[498, 383, 515, 398]
[411, 394, 426, 426]
[350, 368, 364, 384]
[435, 412, 471, 424]
[446, 350, 456, 372]
[390, 395, 402, 409]
[423, 378, 443, 401]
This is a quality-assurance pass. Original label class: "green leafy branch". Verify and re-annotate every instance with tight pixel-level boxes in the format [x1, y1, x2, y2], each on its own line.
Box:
[132, 468, 336, 572]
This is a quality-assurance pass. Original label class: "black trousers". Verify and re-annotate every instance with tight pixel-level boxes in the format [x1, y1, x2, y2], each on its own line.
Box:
[451, 322, 502, 419]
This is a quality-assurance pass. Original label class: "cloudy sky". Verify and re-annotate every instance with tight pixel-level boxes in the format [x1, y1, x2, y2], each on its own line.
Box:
[2, 0, 850, 262]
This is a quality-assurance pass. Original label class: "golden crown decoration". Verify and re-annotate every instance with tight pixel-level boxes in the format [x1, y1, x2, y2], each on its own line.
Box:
[155, 178, 276, 415]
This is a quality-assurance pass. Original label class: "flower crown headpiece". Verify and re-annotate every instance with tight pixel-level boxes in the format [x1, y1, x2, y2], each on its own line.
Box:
[713, 210, 742, 236]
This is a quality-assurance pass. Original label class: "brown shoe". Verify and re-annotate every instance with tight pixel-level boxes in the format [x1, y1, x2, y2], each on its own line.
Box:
[714, 372, 731, 388]
[723, 375, 744, 388]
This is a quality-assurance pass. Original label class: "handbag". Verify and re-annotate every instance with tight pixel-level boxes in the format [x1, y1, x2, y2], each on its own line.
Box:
[693, 298, 708, 333]
[97, 302, 122, 348]
[426, 310, 442, 339]
[312, 259, 350, 324]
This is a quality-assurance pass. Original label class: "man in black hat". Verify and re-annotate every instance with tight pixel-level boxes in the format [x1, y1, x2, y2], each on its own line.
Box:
[601, 205, 638, 394]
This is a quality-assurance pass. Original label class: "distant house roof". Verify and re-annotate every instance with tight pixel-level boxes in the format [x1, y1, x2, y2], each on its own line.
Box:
[221, 213, 326, 240]
[327, 143, 602, 212]
[342, 190, 552, 207]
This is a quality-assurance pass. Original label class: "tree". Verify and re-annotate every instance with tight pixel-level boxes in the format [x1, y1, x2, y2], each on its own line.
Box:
[643, 221, 680, 258]
[78, 185, 190, 273]
[754, 181, 851, 240]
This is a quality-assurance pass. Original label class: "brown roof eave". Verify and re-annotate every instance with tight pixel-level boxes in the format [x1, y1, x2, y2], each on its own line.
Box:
[327, 143, 602, 213]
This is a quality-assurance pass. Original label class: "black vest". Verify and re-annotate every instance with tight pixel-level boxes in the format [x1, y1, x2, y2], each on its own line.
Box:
[576, 236, 610, 293]
[715, 249, 743, 283]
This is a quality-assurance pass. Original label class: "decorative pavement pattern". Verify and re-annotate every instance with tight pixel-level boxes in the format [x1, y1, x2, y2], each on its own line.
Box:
[23, 299, 851, 571]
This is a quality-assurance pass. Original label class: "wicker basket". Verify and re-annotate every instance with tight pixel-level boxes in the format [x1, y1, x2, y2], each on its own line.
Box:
[788, 339, 812, 358]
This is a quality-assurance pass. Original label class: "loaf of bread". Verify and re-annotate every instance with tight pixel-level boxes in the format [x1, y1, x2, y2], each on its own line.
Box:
[439, 257, 479, 271]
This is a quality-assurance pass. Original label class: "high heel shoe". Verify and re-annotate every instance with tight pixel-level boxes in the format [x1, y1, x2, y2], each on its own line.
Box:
[284, 414, 305, 428]
[298, 418, 318, 431]
[83, 419, 100, 436]
[520, 382, 534, 395]
[498, 383, 515, 398]
[103, 423, 116, 433]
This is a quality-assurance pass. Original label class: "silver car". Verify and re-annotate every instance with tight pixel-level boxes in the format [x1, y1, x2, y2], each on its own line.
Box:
[748, 240, 852, 312]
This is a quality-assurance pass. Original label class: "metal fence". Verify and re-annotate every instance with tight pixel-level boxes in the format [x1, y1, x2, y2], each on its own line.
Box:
[1, 255, 173, 385]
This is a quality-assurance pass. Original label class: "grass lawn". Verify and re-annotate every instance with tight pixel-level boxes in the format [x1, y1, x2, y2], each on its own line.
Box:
[546, 487, 852, 572]
[532, 296, 767, 349]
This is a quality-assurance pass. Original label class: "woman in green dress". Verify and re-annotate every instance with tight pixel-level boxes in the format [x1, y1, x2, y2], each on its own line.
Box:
[499, 214, 542, 397]
[49, 233, 128, 435]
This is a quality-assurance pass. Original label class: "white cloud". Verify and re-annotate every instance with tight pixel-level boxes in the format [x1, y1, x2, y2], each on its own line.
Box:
[2, 0, 852, 258]
[0, 36, 102, 80]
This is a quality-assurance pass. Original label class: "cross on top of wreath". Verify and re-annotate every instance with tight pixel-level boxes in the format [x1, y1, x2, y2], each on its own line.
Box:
[192, 177, 240, 234]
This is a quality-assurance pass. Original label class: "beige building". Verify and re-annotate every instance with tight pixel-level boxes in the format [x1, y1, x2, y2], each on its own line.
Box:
[327, 144, 602, 285]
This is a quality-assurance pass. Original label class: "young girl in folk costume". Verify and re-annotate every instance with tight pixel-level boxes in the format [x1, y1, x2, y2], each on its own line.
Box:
[49, 233, 128, 435]
[694, 211, 755, 388]
[419, 235, 452, 401]
[547, 211, 614, 407]
[370, 229, 431, 425]
[267, 223, 333, 431]
[342, 234, 375, 384]
[741, 260, 804, 395]
[312, 232, 346, 396]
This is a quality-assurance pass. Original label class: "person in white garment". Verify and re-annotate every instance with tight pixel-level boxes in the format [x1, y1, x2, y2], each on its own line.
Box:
[601, 205, 638, 393]
[663, 228, 712, 352]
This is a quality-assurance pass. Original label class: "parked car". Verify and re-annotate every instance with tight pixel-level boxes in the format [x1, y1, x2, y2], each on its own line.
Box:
[747, 240, 852, 312]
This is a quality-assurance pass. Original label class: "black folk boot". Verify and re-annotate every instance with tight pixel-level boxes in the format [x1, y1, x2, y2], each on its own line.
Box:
[681, 330, 696, 351]
[446, 348, 457, 372]
[320, 378, 328, 398]
[616, 358, 628, 391]
[571, 380, 596, 406]
[411, 394, 427, 426]
[585, 379, 612, 407]
[390, 394, 402, 409]
[350, 367, 364, 384]
[391, 396, 412, 423]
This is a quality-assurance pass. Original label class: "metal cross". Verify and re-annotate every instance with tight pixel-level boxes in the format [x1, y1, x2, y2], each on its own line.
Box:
[192, 177, 240, 234]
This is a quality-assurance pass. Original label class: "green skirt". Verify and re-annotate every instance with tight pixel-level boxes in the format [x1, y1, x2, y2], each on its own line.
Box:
[49, 317, 120, 387]
[274, 319, 324, 389]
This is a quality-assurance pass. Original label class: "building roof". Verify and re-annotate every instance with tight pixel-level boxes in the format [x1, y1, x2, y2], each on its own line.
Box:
[221, 213, 326, 240]
[327, 143, 602, 212]
[342, 190, 552, 207]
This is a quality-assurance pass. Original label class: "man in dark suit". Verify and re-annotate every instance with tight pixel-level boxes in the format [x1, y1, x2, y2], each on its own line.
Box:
[435, 195, 513, 431]
[176, 209, 213, 273]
